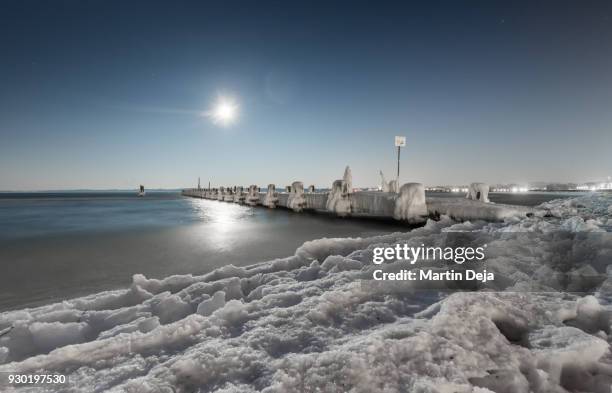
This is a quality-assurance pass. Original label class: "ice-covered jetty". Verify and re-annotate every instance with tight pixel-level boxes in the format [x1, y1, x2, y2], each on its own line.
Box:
[183, 167, 536, 223]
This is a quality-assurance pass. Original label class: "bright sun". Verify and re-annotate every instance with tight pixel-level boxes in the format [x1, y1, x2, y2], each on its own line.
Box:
[209, 96, 238, 127]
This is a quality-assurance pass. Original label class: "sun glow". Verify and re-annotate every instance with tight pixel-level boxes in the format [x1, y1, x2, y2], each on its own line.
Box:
[206, 96, 239, 127]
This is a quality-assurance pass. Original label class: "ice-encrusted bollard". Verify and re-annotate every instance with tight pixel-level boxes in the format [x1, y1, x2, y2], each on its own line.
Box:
[326, 166, 353, 216]
[287, 181, 306, 212]
[393, 183, 428, 223]
[246, 185, 260, 206]
[343, 166, 352, 193]
[233, 186, 245, 203]
[467, 182, 490, 203]
[379, 170, 390, 192]
[223, 187, 234, 202]
[263, 184, 279, 208]
[388, 180, 399, 193]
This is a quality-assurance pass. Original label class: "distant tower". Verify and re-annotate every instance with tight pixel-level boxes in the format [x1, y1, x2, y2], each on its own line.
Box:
[198, 177, 201, 190]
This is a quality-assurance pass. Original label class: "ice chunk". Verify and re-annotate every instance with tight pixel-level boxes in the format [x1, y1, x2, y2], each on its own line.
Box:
[213, 300, 248, 326]
[150, 293, 192, 324]
[393, 182, 427, 223]
[197, 291, 226, 316]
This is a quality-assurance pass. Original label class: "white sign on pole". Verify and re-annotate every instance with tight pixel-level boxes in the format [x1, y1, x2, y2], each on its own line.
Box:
[394, 136, 406, 147]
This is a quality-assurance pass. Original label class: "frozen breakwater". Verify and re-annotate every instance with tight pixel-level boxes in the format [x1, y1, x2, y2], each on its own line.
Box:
[182, 167, 537, 224]
[0, 193, 611, 392]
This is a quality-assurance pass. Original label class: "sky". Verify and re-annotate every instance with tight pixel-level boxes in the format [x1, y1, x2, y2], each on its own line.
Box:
[1, 0, 611, 190]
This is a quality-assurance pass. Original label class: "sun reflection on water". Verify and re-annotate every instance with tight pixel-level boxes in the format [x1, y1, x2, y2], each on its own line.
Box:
[188, 199, 254, 248]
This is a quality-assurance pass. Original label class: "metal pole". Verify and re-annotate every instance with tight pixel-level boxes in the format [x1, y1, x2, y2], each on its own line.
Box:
[397, 146, 400, 184]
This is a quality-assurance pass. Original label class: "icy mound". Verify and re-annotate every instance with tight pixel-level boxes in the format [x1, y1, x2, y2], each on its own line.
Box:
[0, 194, 611, 392]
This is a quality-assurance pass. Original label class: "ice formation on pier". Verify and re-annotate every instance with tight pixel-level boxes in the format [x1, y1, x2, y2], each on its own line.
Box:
[343, 165, 352, 193]
[326, 166, 353, 216]
[393, 182, 428, 223]
[379, 170, 390, 192]
[287, 181, 306, 212]
[1, 193, 612, 392]
[223, 188, 234, 202]
[466, 182, 490, 203]
[217, 187, 225, 201]
[263, 184, 279, 208]
[246, 185, 260, 206]
[390, 180, 399, 193]
[233, 186, 245, 203]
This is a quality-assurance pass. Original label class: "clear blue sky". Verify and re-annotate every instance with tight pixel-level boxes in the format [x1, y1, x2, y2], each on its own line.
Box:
[1, 0, 611, 190]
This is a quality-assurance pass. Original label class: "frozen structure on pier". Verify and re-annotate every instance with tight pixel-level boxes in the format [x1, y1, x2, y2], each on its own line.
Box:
[466, 182, 490, 203]
[379, 170, 398, 193]
[287, 181, 306, 212]
[223, 187, 234, 202]
[217, 187, 225, 201]
[326, 166, 353, 216]
[393, 183, 428, 223]
[233, 186, 245, 203]
[388, 180, 398, 193]
[379, 170, 390, 192]
[263, 184, 279, 208]
[246, 185, 259, 206]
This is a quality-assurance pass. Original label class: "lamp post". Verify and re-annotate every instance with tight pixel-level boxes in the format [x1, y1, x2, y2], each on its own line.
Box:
[394, 136, 406, 185]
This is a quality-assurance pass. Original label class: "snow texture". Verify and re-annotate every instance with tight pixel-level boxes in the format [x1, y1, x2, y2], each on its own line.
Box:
[1, 193, 612, 392]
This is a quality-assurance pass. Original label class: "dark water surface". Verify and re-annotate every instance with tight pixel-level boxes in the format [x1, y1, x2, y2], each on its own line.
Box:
[0, 191, 578, 310]
[0, 192, 410, 310]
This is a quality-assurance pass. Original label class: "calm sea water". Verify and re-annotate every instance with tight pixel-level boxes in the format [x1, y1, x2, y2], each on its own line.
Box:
[0, 191, 577, 310]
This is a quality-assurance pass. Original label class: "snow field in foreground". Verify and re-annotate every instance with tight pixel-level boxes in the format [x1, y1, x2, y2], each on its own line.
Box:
[0, 193, 611, 392]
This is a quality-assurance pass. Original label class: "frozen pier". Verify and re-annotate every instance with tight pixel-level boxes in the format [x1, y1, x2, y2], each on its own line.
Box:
[182, 168, 537, 224]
